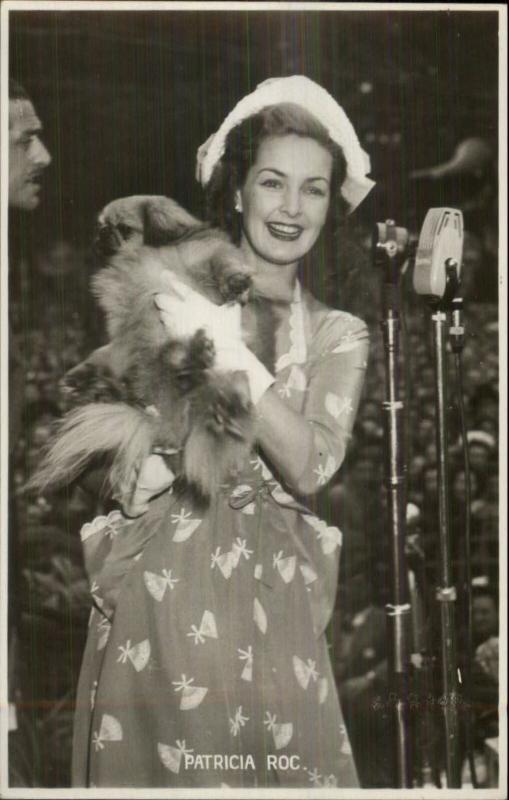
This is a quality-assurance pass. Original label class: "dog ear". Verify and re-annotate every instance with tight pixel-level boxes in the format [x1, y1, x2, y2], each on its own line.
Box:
[143, 197, 202, 246]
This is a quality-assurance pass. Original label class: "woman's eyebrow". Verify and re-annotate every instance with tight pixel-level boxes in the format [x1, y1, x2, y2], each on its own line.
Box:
[256, 168, 330, 183]
[256, 167, 286, 177]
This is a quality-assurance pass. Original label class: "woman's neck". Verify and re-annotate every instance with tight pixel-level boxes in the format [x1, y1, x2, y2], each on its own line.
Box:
[240, 239, 299, 303]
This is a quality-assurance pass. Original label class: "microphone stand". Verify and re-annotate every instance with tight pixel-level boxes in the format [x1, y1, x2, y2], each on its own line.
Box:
[427, 260, 462, 787]
[450, 292, 478, 787]
[406, 534, 440, 787]
[374, 221, 412, 788]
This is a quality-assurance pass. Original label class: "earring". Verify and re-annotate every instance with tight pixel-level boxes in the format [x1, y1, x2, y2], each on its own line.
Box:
[234, 194, 242, 213]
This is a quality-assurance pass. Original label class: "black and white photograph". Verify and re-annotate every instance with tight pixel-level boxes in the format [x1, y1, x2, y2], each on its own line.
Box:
[1, 2, 506, 795]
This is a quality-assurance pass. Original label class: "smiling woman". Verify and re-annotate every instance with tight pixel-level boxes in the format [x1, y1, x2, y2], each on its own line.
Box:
[206, 98, 354, 256]
[236, 135, 333, 268]
[71, 76, 374, 789]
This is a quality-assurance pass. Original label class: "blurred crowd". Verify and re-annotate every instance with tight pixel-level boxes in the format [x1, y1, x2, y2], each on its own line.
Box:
[330, 300, 499, 787]
[9, 234, 499, 787]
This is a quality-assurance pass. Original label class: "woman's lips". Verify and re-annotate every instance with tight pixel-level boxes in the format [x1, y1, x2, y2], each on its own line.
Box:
[266, 222, 303, 241]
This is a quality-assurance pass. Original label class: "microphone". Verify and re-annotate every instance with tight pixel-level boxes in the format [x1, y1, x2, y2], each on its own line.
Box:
[374, 220, 409, 268]
[373, 220, 410, 311]
[413, 209, 464, 298]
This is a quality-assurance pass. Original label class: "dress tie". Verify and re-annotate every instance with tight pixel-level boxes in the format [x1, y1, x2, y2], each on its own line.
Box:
[227, 481, 272, 510]
[227, 480, 311, 515]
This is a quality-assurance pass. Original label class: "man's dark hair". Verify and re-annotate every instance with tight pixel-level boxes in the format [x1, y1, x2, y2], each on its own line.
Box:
[9, 78, 30, 101]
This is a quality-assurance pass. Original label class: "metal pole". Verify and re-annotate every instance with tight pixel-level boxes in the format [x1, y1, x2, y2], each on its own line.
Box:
[406, 538, 439, 787]
[430, 305, 462, 787]
[375, 221, 412, 787]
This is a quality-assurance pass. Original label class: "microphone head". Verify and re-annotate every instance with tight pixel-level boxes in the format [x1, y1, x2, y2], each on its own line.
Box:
[413, 208, 464, 297]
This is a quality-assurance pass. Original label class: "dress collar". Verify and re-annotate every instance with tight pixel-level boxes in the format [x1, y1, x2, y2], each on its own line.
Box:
[275, 280, 307, 373]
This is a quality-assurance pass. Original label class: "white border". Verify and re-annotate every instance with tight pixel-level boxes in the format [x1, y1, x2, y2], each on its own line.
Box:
[0, 2, 507, 799]
[0, 1, 507, 10]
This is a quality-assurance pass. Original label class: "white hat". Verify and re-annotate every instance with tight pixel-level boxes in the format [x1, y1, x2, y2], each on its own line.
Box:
[406, 503, 421, 523]
[466, 430, 496, 449]
[196, 75, 375, 214]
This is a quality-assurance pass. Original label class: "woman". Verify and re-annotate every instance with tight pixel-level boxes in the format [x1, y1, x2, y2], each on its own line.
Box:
[72, 75, 374, 788]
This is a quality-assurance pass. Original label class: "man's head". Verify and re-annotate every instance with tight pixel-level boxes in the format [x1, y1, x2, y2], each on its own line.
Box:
[9, 79, 51, 210]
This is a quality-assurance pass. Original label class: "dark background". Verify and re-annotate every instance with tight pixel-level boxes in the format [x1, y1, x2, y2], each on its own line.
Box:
[10, 8, 499, 246]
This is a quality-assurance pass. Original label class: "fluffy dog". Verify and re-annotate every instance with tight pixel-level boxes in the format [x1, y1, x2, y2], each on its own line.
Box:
[30, 195, 276, 500]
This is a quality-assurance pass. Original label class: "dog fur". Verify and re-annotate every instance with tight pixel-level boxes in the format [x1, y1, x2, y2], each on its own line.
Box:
[30, 195, 276, 500]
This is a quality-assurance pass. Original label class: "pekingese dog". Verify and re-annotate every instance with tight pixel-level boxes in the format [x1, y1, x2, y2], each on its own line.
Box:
[30, 195, 276, 500]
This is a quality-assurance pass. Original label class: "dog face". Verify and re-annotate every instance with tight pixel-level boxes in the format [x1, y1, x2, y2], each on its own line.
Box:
[95, 195, 202, 257]
[94, 194, 256, 307]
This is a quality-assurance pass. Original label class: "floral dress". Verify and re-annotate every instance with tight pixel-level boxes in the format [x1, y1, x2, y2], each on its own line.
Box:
[71, 282, 369, 788]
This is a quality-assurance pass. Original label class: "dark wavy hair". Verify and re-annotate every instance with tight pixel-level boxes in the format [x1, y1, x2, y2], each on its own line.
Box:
[205, 103, 349, 245]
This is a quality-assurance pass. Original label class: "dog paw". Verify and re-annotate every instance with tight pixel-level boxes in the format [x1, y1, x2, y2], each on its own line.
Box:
[60, 361, 127, 407]
[62, 361, 99, 396]
[188, 329, 215, 369]
[63, 361, 94, 386]
[161, 341, 190, 372]
[160, 334, 214, 393]
[204, 384, 251, 440]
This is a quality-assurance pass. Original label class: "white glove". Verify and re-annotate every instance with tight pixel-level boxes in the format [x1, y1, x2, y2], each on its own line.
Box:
[155, 273, 242, 343]
[114, 454, 175, 517]
[155, 277, 274, 405]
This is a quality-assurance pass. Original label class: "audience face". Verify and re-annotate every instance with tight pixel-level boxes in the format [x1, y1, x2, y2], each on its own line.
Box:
[452, 469, 478, 503]
[485, 474, 498, 503]
[361, 401, 379, 421]
[410, 455, 426, 475]
[469, 442, 493, 472]
[416, 417, 434, 447]
[423, 467, 438, 496]
[425, 442, 437, 463]
[478, 417, 498, 437]
[37, 240, 77, 277]
[422, 401, 435, 420]
[472, 595, 498, 643]
[408, 490, 424, 508]
[475, 397, 498, 425]
[360, 419, 382, 438]
[9, 97, 51, 209]
[351, 458, 377, 488]
[420, 366, 434, 386]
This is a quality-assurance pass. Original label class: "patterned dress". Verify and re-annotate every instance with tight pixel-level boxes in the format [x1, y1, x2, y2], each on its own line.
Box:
[71, 282, 369, 788]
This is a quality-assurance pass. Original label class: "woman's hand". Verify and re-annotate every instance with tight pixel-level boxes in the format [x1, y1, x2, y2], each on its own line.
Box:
[154, 278, 274, 404]
[155, 275, 242, 346]
[155, 280, 314, 488]
[114, 454, 175, 517]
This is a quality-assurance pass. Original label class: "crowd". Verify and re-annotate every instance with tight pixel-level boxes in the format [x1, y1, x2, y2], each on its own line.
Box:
[329, 296, 499, 787]
[9, 234, 499, 787]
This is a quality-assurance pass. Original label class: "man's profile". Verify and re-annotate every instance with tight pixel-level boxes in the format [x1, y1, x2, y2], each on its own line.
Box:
[9, 78, 51, 210]
[7, 79, 52, 780]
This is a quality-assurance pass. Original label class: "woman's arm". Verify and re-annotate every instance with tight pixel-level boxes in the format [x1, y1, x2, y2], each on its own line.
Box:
[256, 313, 369, 496]
[255, 388, 315, 487]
